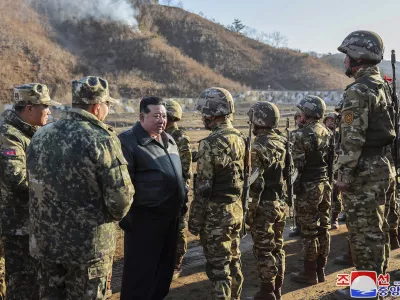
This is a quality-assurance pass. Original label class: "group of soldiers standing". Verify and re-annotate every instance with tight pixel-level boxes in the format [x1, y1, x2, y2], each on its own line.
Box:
[0, 29, 398, 300]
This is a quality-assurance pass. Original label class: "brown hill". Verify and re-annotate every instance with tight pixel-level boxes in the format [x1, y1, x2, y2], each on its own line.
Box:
[0, 1, 350, 104]
[138, 4, 351, 90]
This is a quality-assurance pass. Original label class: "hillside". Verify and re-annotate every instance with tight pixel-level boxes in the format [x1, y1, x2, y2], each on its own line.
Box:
[0, 0, 350, 104]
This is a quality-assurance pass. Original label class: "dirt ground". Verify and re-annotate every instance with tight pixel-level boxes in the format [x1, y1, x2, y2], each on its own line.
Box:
[110, 222, 400, 300]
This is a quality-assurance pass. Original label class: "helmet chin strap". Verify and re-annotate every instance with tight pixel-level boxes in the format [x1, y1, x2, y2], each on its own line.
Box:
[203, 116, 215, 130]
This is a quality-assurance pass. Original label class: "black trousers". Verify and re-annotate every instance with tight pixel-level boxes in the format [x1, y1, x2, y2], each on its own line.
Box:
[120, 208, 179, 300]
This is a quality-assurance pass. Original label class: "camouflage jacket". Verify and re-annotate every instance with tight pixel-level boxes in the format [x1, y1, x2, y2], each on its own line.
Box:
[292, 120, 331, 184]
[338, 66, 395, 184]
[249, 129, 287, 210]
[165, 124, 192, 187]
[0, 110, 38, 236]
[188, 121, 245, 234]
[27, 108, 134, 264]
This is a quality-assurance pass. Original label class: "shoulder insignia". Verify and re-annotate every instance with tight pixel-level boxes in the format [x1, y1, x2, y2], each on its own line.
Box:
[1, 149, 16, 156]
[343, 111, 354, 125]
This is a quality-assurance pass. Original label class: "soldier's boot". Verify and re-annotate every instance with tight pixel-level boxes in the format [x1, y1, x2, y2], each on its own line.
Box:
[290, 259, 318, 285]
[316, 256, 327, 283]
[172, 256, 184, 280]
[246, 282, 276, 300]
[338, 212, 346, 222]
[329, 212, 339, 230]
[390, 228, 400, 250]
[333, 240, 353, 266]
[274, 276, 283, 300]
[289, 226, 301, 238]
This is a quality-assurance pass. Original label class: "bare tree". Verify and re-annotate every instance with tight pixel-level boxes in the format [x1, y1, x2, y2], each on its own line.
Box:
[261, 31, 288, 48]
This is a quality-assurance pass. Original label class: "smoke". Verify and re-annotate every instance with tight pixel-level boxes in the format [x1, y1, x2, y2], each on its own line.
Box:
[27, 0, 138, 27]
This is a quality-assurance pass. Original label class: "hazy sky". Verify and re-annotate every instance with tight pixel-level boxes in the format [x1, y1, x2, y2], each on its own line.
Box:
[180, 0, 400, 60]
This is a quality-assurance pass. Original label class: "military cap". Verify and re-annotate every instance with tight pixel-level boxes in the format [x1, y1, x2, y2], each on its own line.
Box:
[72, 76, 116, 104]
[13, 83, 60, 106]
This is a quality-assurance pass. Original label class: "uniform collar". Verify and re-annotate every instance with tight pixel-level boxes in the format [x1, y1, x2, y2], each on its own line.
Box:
[210, 120, 232, 132]
[1, 109, 38, 138]
[132, 121, 175, 147]
[65, 108, 115, 133]
[354, 65, 380, 80]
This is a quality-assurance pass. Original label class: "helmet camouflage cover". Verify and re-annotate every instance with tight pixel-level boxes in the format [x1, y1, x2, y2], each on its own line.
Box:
[72, 76, 116, 104]
[297, 95, 326, 119]
[338, 30, 384, 63]
[13, 83, 60, 106]
[195, 87, 234, 117]
[323, 112, 339, 124]
[248, 101, 280, 128]
[165, 99, 183, 121]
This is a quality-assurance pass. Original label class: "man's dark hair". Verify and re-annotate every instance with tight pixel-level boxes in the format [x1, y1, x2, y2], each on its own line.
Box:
[14, 105, 26, 113]
[140, 97, 165, 113]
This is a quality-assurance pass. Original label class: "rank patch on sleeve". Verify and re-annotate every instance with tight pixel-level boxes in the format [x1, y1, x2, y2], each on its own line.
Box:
[343, 111, 354, 125]
[1, 150, 16, 156]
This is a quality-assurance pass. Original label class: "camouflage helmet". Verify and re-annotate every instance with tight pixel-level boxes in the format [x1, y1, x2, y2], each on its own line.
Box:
[165, 99, 183, 121]
[248, 101, 280, 128]
[297, 95, 326, 119]
[13, 83, 60, 106]
[335, 98, 344, 113]
[72, 76, 116, 105]
[323, 112, 339, 124]
[196, 87, 234, 117]
[338, 30, 384, 63]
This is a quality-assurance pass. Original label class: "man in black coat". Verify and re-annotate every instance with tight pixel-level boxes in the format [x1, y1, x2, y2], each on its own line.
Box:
[119, 96, 187, 300]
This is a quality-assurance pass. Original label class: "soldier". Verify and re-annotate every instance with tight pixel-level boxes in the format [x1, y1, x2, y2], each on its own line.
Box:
[322, 112, 342, 230]
[0, 83, 60, 299]
[165, 100, 193, 279]
[245, 102, 287, 300]
[188, 87, 245, 300]
[289, 111, 303, 238]
[334, 31, 395, 299]
[27, 76, 134, 299]
[290, 96, 331, 285]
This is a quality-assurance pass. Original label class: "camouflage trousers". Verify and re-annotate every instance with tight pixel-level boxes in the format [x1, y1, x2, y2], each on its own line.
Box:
[38, 255, 113, 300]
[295, 181, 331, 261]
[0, 240, 5, 300]
[2, 235, 39, 300]
[200, 222, 243, 300]
[250, 200, 286, 284]
[331, 183, 343, 214]
[175, 216, 187, 268]
[342, 176, 393, 274]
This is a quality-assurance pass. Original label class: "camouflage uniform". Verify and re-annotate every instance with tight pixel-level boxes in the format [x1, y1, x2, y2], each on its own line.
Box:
[165, 123, 192, 273]
[0, 83, 59, 300]
[335, 32, 395, 283]
[290, 96, 331, 285]
[247, 100, 288, 300]
[337, 66, 394, 274]
[189, 87, 245, 300]
[27, 76, 134, 299]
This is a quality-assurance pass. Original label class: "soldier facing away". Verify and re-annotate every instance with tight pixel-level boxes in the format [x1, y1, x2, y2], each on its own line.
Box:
[188, 87, 245, 300]
[290, 95, 332, 286]
[288, 111, 303, 238]
[245, 102, 288, 300]
[165, 99, 193, 279]
[322, 112, 342, 230]
[27, 76, 134, 299]
[334, 31, 396, 299]
[0, 83, 60, 300]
